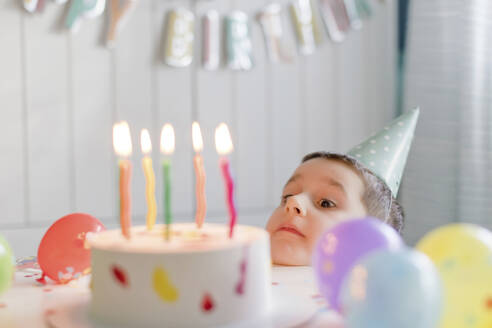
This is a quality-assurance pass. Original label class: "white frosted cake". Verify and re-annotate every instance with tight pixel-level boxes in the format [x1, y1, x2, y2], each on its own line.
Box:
[89, 223, 272, 328]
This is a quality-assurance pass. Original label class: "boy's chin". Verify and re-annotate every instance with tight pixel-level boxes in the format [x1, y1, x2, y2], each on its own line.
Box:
[270, 237, 311, 266]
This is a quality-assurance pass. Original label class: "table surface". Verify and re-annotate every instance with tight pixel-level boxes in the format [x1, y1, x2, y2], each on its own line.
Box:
[0, 257, 345, 328]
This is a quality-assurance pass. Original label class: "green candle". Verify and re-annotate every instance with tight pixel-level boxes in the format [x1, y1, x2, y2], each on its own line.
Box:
[160, 123, 175, 240]
[163, 159, 172, 239]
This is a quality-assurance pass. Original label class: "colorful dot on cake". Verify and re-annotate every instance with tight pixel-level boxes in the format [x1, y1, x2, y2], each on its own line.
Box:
[0, 303, 6, 309]
[152, 267, 179, 302]
[201, 293, 215, 313]
[111, 265, 129, 287]
[235, 252, 248, 296]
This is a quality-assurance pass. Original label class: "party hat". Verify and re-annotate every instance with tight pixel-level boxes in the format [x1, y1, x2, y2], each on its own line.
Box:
[347, 108, 420, 197]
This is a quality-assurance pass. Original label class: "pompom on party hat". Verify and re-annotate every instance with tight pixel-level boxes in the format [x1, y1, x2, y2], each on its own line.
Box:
[347, 108, 420, 197]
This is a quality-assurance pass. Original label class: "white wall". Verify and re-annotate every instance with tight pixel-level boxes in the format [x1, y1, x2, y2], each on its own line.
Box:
[0, 0, 396, 256]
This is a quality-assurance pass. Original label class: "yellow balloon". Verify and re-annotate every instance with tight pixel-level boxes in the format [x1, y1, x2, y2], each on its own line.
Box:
[416, 224, 492, 328]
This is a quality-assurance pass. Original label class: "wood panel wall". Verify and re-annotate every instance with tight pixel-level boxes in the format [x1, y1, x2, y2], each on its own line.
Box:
[0, 0, 396, 255]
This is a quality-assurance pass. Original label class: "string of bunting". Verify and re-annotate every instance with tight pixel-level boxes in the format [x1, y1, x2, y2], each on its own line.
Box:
[22, 0, 377, 70]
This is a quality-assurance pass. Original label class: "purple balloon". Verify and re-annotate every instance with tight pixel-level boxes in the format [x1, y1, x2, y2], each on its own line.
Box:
[312, 217, 403, 312]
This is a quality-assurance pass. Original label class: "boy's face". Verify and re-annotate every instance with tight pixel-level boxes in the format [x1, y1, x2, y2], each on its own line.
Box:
[266, 158, 367, 265]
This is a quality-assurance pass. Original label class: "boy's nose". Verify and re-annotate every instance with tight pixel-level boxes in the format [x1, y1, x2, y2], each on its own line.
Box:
[285, 194, 307, 217]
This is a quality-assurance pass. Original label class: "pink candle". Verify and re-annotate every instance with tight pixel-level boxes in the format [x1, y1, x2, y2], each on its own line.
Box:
[219, 157, 236, 238]
[215, 123, 236, 238]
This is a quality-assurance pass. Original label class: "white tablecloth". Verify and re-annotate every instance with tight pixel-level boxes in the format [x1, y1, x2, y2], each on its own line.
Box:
[0, 258, 344, 328]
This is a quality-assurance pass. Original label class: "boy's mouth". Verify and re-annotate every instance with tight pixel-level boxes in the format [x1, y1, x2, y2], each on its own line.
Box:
[275, 224, 305, 238]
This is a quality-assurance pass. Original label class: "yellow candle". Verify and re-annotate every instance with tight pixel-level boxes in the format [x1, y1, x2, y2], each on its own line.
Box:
[113, 121, 133, 239]
[141, 129, 157, 230]
[192, 122, 207, 228]
[119, 160, 132, 239]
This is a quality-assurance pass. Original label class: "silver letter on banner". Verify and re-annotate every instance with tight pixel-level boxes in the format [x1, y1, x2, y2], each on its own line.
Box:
[290, 0, 320, 55]
[257, 3, 293, 63]
[164, 8, 195, 68]
[202, 10, 220, 71]
[225, 11, 254, 71]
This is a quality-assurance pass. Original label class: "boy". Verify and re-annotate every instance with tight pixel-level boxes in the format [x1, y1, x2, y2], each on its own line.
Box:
[267, 109, 419, 265]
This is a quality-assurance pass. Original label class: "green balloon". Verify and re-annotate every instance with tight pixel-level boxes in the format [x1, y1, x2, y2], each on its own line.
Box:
[0, 235, 14, 294]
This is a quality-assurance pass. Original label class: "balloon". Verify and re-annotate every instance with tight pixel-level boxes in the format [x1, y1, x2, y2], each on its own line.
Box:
[312, 217, 403, 311]
[416, 224, 492, 328]
[37, 213, 105, 283]
[0, 235, 14, 294]
[340, 248, 443, 328]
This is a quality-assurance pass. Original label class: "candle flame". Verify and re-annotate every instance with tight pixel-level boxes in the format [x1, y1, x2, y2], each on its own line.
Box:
[141, 129, 152, 155]
[113, 121, 132, 157]
[160, 124, 175, 155]
[192, 122, 203, 152]
[215, 123, 233, 155]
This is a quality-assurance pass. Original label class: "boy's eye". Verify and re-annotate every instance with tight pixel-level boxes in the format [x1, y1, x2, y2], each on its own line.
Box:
[319, 199, 336, 208]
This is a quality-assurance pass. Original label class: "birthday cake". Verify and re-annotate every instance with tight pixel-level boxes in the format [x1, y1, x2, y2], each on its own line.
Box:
[89, 223, 272, 328]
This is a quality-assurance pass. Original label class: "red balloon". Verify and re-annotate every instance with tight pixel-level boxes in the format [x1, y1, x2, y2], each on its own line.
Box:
[37, 213, 105, 283]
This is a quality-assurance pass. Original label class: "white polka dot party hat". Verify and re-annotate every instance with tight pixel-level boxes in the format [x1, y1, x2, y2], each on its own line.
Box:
[347, 108, 420, 197]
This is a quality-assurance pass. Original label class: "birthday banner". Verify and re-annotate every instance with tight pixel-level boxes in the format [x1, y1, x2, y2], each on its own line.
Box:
[22, 0, 378, 70]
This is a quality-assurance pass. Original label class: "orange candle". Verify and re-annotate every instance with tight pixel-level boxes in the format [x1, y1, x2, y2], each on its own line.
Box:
[141, 129, 157, 230]
[113, 121, 133, 239]
[192, 122, 207, 228]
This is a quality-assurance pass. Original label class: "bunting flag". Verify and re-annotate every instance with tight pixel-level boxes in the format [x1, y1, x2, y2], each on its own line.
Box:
[202, 10, 220, 71]
[290, 0, 321, 55]
[164, 8, 195, 67]
[20, 0, 377, 69]
[106, 0, 138, 48]
[226, 11, 254, 71]
[66, 0, 105, 33]
[257, 3, 294, 63]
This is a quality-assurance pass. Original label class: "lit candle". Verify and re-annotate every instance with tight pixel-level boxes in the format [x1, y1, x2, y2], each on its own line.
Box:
[113, 121, 133, 239]
[141, 129, 157, 231]
[214, 123, 236, 238]
[192, 122, 207, 229]
[160, 124, 175, 240]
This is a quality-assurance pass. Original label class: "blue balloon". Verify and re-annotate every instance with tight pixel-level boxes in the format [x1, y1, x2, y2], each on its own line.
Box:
[340, 248, 443, 328]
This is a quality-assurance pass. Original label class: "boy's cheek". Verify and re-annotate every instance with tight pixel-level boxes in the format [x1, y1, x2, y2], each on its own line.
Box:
[266, 208, 283, 233]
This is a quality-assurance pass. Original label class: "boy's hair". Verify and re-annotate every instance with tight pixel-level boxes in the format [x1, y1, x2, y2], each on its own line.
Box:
[302, 152, 404, 233]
